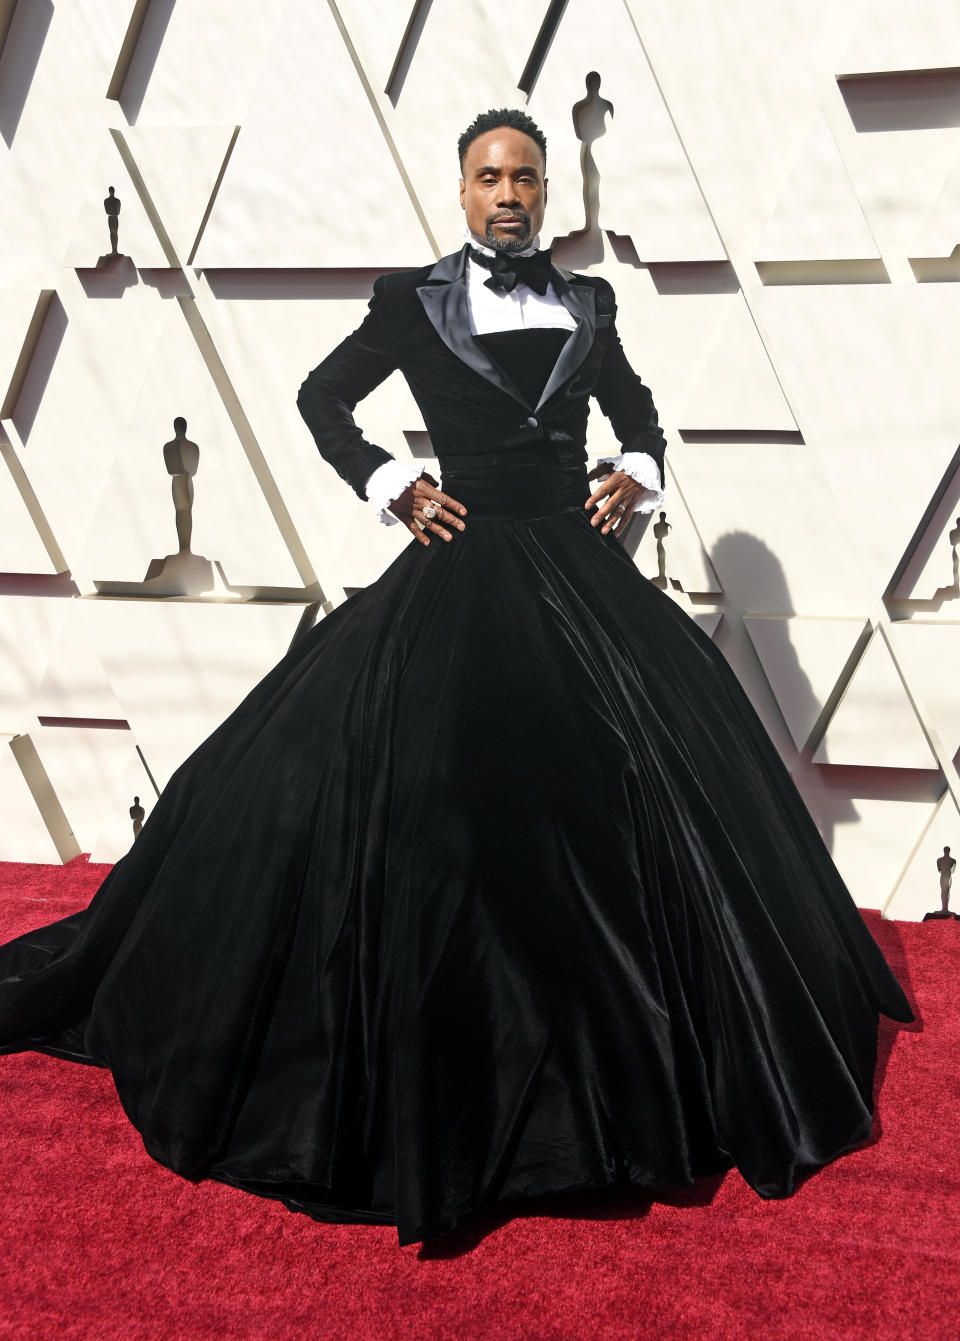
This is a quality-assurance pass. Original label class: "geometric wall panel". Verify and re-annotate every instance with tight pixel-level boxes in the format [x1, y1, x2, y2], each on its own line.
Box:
[120, 125, 238, 265]
[886, 622, 960, 768]
[911, 152, 960, 266]
[813, 628, 938, 769]
[526, 0, 725, 262]
[673, 438, 868, 618]
[0, 0, 136, 291]
[754, 114, 880, 264]
[192, 2, 426, 267]
[77, 309, 304, 591]
[8, 278, 168, 577]
[883, 789, 960, 921]
[890, 446, 960, 604]
[622, 0, 857, 261]
[691, 612, 723, 640]
[333, 0, 532, 252]
[838, 0, 960, 77]
[846, 128, 960, 262]
[84, 600, 305, 791]
[27, 726, 143, 860]
[0, 741, 66, 864]
[631, 466, 721, 595]
[61, 141, 171, 269]
[751, 283, 960, 596]
[0, 598, 71, 735]
[587, 273, 736, 432]
[679, 298, 798, 432]
[90, 748, 158, 865]
[0, 453, 58, 574]
[0, 291, 52, 418]
[745, 615, 869, 752]
[830, 793, 938, 913]
[120, 0, 281, 127]
[30, 606, 127, 725]
[329, 0, 434, 93]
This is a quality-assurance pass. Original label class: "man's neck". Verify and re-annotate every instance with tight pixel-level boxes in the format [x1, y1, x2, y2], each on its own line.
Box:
[463, 226, 541, 258]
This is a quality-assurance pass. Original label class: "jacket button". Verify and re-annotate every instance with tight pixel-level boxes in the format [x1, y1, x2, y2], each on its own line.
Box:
[525, 416, 538, 428]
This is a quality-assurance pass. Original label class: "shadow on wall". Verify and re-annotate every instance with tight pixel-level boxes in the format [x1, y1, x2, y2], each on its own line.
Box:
[8, 292, 67, 445]
[838, 68, 960, 132]
[709, 529, 861, 855]
[0, 0, 52, 147]
[111, 0, 177, 124]
[551, 71, 612, 270]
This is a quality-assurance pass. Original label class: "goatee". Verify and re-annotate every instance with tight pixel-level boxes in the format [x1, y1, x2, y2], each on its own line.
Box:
[485, 214, 533, 254]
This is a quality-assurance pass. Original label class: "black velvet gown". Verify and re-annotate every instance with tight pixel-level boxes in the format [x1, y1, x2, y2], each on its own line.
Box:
[0, 328, 913, 1247]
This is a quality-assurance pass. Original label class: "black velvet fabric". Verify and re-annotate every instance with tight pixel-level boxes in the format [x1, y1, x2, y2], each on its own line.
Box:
[295, 244, 666, 499]
[0, 318, 913, 1249]
[475, 329, 571, 409]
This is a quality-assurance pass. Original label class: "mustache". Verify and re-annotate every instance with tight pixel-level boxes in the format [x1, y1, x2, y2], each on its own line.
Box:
[487, 208, 531, 224]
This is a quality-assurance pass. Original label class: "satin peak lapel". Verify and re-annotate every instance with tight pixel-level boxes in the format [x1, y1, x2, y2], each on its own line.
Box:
[416, 246, 529, 408]
[534, 272, 596, 412]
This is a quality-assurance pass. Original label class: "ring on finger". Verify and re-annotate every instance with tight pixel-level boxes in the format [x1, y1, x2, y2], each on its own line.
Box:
[422, 501, 439, 520]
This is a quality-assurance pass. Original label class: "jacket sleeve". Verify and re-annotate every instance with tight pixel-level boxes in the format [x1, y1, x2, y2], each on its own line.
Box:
[295, 275, 401, 500]
[591, 280, 667, 482]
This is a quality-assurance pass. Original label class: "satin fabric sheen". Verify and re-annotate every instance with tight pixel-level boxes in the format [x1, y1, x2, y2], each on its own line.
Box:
[0, 448, 913, 1245]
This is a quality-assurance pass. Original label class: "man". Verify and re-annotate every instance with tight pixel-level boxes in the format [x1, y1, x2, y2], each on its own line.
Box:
[296, 107, 666, 547]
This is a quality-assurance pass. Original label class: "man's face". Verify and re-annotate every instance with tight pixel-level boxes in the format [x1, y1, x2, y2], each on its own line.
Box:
[459, 127, 547, 254]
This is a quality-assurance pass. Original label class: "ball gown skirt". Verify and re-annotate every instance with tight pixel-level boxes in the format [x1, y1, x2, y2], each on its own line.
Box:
[0, 455, 913, 1247]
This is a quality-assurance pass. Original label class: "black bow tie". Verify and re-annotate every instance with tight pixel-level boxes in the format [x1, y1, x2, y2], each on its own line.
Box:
[469, 246, 554, 296]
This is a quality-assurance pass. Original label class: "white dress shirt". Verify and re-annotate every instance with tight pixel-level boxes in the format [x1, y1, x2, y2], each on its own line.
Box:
[364, 230, 665, 524]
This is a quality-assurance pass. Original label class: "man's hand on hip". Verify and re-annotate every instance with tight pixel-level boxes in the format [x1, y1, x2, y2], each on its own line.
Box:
[584, 465, 650, 538]
[390, 472, 468, 546]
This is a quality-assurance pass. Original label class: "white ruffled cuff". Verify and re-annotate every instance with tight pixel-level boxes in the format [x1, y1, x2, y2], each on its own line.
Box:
[364, 459, 421, 526]
[595, 451, 664, 514]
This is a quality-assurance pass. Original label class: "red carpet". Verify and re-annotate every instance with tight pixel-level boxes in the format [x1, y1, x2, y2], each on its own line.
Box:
[0, 856, 957, 1340]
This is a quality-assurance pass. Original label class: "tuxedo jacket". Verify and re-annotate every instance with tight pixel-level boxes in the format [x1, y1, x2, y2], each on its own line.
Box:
[296, 243, 667, 500]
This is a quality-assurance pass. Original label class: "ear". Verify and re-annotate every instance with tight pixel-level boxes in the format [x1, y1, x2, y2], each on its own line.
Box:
[459, 178, 465, 210]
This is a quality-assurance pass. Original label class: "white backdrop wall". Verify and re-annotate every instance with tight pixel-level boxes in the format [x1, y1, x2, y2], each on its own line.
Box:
[2, 0, 959, 921]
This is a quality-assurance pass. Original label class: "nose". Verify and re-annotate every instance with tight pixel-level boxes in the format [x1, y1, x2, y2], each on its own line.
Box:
[496, 181, 522, 208]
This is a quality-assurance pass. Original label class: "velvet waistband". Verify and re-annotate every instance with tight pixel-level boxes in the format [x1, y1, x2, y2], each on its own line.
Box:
[436, 450, 589, 521]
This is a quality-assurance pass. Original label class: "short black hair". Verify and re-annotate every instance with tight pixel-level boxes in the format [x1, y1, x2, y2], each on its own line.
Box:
[457, 108, 547, 171]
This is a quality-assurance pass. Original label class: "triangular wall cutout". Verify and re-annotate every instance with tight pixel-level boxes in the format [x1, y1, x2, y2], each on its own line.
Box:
[77, 307, 305, 592]
[679, 296, 798, 432]
[887, 622, 960, 764]
[890, 444, 960, 601]
[61, 141, 169, 269]
[525, 0, 724, 261]
[192, 2, 425, 266]
[813, 628, 938, 768]
[745, 615, 869, 752]
[0, 451, 58, 574]
[884, 789, 960, 921]
[120, 126, 239, 265]
[755, 114, 880, 262]
[911, 150, 960, 261]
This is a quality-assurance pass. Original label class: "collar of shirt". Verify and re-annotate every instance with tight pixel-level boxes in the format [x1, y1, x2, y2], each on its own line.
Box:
[461, 228, 577, 335]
